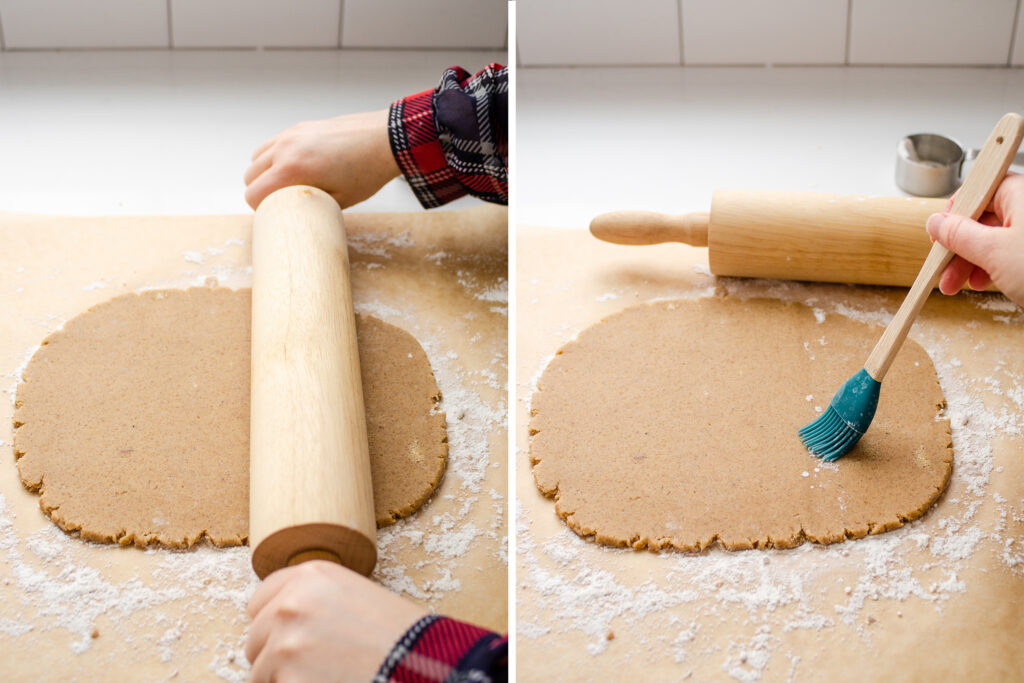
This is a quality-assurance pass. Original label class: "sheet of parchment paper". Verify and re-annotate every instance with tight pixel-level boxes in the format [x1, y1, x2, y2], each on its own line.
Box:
[0, 205, 507, 681]
[516, 225, 1024, 682]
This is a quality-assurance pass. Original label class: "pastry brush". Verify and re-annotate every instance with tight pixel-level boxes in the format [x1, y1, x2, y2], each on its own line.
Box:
[799, 112, 1024, 461]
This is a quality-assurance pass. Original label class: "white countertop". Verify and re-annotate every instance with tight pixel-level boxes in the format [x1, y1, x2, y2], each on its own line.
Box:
[0, 49, 503, 216]
[518, 66, 1024, 228]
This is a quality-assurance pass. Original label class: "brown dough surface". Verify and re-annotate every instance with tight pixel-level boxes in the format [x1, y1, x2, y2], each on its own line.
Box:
[13, 287, 446, 547]
[530, 297, 952, 551]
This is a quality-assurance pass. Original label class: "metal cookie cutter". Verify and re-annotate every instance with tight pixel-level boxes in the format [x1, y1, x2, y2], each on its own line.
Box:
[896, 132, 1024, 197]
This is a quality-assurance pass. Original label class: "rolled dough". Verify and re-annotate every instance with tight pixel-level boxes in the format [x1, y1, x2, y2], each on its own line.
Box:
[13, 286, 447, 547]
[530, 296, 952, 551]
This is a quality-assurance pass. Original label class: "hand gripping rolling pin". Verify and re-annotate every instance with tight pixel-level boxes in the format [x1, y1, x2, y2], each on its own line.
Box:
[591, 190, 956, 288]
[249, 185, 376, 580]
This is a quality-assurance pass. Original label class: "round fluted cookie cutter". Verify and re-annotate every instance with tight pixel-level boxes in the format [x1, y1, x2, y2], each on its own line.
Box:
[896, 132, 1024, 197]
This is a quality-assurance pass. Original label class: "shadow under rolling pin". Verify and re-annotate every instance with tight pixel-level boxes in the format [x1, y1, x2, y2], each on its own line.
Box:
[249, 185, 377, 580]
[591, 189, 962, 289]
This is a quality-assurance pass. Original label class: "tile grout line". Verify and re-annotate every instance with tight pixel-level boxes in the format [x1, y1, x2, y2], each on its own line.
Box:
[337, 0, 345, 49]
[1008, 0, 1022, 66]
[844, 0, 853, 65]
[676, 0, 685, 66]
[165, 0, 174, 48]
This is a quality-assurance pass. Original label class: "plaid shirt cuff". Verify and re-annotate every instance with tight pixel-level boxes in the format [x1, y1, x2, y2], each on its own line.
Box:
[374, 615, 508, 683]
[388, 64, 508, 209]
[388, 88, 465, 209]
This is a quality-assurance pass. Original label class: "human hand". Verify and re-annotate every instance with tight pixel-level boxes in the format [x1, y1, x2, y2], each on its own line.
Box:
[244, 109, 401, 210]
[245, 560, 427, 683]
[926, 172, 1024, 307]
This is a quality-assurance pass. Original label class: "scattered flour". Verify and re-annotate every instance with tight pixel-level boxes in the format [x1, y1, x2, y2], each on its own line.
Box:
[518, 276, 1024, 680]
[477, 281, 508, 304]
[970, 294, 1020, 313]
[0, 617, 33, 636]
[347, 231, 414, 258]
[349, 235, 508, 617]
[518, 621, 551, 639]
[1, 232, 506, 677]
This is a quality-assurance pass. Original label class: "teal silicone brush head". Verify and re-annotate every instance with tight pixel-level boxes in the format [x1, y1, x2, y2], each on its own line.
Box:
[798, 368, 881, 462]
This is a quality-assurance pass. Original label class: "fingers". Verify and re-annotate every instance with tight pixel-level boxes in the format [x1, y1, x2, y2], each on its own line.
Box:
[248, 565, 295, 619]
[245, 566, 304, 668]
[243, 148, 310, 209]
[968, 265, 993, 291]
[988, 171, 1024, 223]
[979, 211, 1001, 227]
[926, 212, 1002, 274]
[251, 135, 276, 161]
[245, 598, 277, 666]
[244, 149, 273, 186]
[243, 136, 280, 210]
[244, 167, 289, 210]
[948, 172, 1021, 223]
[938, 254, 975, 295]
[249, 629, 287, 683]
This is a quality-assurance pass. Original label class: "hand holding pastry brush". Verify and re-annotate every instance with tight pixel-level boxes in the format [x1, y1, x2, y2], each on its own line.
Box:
[799, 112, 1024, 461]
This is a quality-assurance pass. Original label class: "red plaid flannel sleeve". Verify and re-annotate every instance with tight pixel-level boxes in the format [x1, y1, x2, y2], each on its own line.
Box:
[388, 64, 508, 208]
[374, 615, 508, 683]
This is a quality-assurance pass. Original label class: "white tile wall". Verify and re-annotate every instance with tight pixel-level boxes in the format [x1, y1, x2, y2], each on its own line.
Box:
[341, 0, 506, 49]
[1012, 7, 1024, 65]
[0, 0, 1021, 66]
[849, 0, 1018, 65]
[682, 0, 847, 65]
[171, 0, 339, 48]
[0, 0, 168, 49]
[518, 0, 681, 66]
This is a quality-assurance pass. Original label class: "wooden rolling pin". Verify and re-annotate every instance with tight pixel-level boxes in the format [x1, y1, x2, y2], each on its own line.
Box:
[249, 185, 376, 580]
[591, 189, 953, 288]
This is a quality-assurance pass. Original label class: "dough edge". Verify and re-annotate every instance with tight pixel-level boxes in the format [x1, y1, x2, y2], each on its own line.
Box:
[12, 287, 449, 549]
[529, 296, 953, 554]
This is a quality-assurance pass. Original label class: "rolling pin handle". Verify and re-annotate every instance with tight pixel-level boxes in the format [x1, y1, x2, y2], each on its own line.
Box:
[590, 210, 710, 247]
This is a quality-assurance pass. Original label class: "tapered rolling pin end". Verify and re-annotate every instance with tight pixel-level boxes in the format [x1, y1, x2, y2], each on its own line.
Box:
[590, 210, 710, 247]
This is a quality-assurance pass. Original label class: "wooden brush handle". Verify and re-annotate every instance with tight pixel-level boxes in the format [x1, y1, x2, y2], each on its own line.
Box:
[864, 112, 1024, 381]
[590, 210, 710, 246]
[249, 185, 377, 580]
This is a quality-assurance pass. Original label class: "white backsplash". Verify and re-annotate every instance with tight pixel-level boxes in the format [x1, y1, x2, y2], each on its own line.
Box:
[0, 0, 168, 49]
[517, 0, 681, 65]
[0, 1, 1019, 67]
[517, 0, 1024, 68]
[0, 0, 508, 50]
[170, 0, 341, 49]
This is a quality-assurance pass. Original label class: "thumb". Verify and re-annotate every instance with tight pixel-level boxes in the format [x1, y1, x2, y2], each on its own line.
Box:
[926, 212, 1002, 271]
